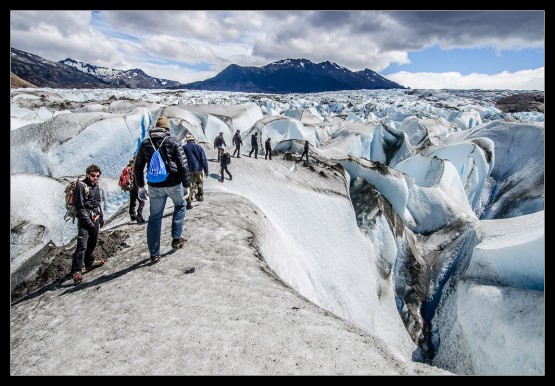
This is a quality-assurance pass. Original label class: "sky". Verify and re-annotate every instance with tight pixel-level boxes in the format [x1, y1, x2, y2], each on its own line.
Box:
[10, 87, 544, 375]
[9, 10, 545, 90]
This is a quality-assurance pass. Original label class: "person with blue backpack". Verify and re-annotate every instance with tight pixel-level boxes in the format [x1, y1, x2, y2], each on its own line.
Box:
[133, 115, 191, 263]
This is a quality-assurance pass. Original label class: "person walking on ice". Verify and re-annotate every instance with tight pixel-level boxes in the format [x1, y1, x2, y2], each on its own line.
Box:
[249, 131, 259, 158]
[182, 134, 209, 209]
[70, 164, 106, 284]
[300, 140, 310, 164]
[218, 148, 233, 182]
[265, 137, 272, 160]
[232, 130, 243, 158]
[134, 115, 191, 263]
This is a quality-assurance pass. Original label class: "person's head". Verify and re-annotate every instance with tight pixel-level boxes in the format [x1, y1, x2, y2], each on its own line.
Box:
[267, 137, 271, 140]
[305, 140, 309, 144]
[185, 134, 195, 142]
[236, 130, 240, 133]
[86, 164, 101, 182]
[254, 132, 258, 136]
[219, 132, 223, 137]
[156, 115, 170, 130]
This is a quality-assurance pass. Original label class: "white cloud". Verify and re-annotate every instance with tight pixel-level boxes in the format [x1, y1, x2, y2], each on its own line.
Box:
[386, 67, 545, 90]
[10, 10, 544, 88]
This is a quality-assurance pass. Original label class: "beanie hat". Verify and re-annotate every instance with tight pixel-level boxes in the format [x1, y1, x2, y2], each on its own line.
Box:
[156, 115, 170, 129]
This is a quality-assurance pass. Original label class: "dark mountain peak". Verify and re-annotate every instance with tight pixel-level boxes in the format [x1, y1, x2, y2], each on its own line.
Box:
[180, 58, 405, 93]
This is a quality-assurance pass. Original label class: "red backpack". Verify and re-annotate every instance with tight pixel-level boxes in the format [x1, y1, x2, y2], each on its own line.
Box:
[119, 161, 134, 192]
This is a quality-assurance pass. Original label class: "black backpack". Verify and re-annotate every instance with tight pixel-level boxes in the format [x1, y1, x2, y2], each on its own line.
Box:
[223, 152, 231, 165]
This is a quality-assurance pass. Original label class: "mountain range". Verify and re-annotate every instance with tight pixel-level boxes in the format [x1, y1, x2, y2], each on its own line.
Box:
[10, 47, 404, 92]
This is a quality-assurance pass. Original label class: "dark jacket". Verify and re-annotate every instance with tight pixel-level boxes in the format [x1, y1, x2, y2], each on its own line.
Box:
[251, 133, 259, 147]
[182, 142, 209, 174]
[214, 135, 227, 148]
[134, 127, 190, 188]
[233, 133, 243, 146]
[265, 139, 272, 151]
[75, 177, 102, 228]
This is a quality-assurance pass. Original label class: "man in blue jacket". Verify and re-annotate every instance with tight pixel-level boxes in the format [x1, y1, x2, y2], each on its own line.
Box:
[182, 134, 209, 209]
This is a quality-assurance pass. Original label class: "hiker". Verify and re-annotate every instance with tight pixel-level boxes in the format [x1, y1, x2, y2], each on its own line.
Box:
[127, 156, 145, 223]
[300, 140, 310, 163]
[134, 115, 191, 263]
[182, 134, 209, 210]
[214, 132, 227, 162]
[248, 131, 259, 158]
[232, 130, 243, 158]
[265, 137, 272, 160]
[218, 148, 233, 182]
[70, 164, 105, 284]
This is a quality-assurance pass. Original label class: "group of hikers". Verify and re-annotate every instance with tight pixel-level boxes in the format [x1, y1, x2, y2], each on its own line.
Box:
[70, 115, 311, 284]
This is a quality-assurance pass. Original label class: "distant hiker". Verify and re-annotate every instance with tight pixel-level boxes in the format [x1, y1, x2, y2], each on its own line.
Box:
[265, 137, 272, 160]
[70, 164, 105, 284]
[127, 156, 146, 223]
[300, 140, 310, 163]
[134, 115, 191, 263]
[218, 148, 233, 182]
[249, 131, 259, 158]
[182, 134, 209, 210]
[214, 132, 227, 162]
[232, 130, 243, 158]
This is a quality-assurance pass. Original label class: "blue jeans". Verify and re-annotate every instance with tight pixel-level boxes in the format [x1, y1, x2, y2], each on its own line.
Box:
[146, 184, 185, 257]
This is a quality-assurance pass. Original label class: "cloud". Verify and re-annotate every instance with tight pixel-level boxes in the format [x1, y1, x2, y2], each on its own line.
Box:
[386, 67, 545, 91]
[10, 10, 545, 87]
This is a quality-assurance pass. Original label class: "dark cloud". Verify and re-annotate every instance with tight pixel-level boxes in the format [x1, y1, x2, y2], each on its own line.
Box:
[384, 11, 544, 50]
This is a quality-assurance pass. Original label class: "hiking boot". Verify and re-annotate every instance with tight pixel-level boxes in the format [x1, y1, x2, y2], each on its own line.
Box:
[150, 255, 160, 264]
[229, 175, 233, 180]
[186, 203, 193, 210]
[84, 258, 106, 272]
[218, 178, 224, 182]
[136, 217, 146, 224]
[172, 237, 186, 249]
[130, 215, 137, 222]
[72, 271, 84, 284]
[237, 155, 241, 158]
[197, 195, 203, 202]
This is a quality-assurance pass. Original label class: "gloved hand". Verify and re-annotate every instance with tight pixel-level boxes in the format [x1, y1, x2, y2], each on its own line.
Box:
[99, 216, 105, 228]
[138, 187, 148, 201]
[184, 187, 190, 198]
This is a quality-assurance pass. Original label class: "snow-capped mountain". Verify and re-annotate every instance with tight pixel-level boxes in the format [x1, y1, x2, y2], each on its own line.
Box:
[178, 58, 405, 93]
[59, 58, 181, 89]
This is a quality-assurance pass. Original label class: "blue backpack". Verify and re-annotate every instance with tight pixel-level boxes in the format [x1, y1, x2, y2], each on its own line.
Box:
[146, 137, 169, 183]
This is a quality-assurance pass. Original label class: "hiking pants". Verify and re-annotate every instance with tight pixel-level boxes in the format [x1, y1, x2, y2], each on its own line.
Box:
[71, 218, 100, 272]
[146, 184, 186, 257]
[129, 187, 145, 218]
[233, 144, 241, 157]
[220, 165, 232, 180]
[249, 146, 258, 158]
[188, 171, 204, 204]
[300, 150, 309, 163]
